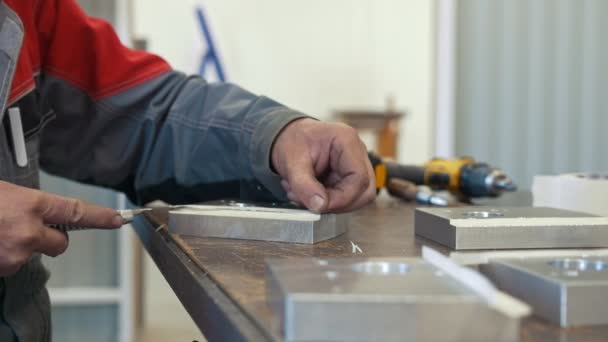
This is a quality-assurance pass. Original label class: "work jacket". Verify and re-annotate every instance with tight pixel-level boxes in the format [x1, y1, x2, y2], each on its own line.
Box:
[0, 1, 305, 340]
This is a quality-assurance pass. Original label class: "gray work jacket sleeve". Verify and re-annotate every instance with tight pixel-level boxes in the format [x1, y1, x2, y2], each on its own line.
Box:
[39, 71, 309, 205]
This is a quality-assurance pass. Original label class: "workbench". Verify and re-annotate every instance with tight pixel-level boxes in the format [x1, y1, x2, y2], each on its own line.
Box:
[133, 196, 608, 341]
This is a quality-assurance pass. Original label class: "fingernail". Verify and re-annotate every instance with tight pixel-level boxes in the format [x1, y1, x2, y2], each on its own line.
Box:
[112, 214, 124, 227]
[310, 195, 326, 213]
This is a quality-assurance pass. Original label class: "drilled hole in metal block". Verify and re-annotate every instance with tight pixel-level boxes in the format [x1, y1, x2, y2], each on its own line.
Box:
[462, 211, 505, 219]
[549, 258, 608, 272]
[351, 262, 409, 275]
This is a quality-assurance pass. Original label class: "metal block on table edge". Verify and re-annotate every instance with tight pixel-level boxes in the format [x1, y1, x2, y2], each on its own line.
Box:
[415, 206, 608, 250]
[480, 255, 608, 327]
[168, 205, 348, 244]
[266, 257, 527, 342]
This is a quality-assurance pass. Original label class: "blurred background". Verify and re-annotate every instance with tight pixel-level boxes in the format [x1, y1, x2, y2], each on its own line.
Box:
[41, 0, 607, 341]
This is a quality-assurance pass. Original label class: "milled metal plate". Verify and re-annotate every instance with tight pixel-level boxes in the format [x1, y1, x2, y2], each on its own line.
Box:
[415, 207, 608, 250]
[481, 256, 608, 327]
[168, 205, 348, 244]
[266, 257, 522, 341]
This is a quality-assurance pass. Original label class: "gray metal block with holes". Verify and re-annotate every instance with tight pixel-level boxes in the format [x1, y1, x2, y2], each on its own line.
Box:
[415, 207, 608, 250]
[481, 256, 608, 327]
[266, 257, 522, 342]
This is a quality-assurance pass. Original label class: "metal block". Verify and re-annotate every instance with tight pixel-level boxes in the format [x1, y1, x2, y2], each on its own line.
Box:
[481, 256, 608, 327]
[415, 206, 608, 250]
[168, 205, 348, 244]
[266, 257, 523, 342]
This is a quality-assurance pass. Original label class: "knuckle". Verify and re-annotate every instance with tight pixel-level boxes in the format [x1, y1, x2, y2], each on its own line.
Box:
[66, 199, 85, 223]
[359, 138, 369, 150]
[358, 173, 371, 190]
[334, 122, 352, 130]
[368, 169, 377, 188]
[364, 187, 376, 203]
[332, 123, 358, 138]
[30, 192, 46, 213]
[18, 229, 40, 247]
[15, 254, 28, 267]
[4, 253, 27, 270]
[341, 124, 359, 138]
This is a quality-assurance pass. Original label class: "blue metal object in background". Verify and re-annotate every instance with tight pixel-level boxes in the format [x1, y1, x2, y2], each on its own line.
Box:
[196, 6, 226, 81]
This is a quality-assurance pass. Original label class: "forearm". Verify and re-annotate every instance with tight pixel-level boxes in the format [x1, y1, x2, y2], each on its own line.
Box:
[34, 0, 309, 204]
[40, 72, 308, 204]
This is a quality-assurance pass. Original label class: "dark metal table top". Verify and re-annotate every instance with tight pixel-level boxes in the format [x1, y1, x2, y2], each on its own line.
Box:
[133, 195, 608, 342]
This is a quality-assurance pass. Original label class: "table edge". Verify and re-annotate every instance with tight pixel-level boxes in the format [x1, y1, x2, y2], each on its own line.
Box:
[132, 214, 274, 342]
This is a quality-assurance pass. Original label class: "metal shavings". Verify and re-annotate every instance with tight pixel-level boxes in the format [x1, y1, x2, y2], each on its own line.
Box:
[351, 241, 363, 254]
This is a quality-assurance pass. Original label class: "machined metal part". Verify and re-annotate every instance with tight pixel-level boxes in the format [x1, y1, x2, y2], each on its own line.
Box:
[168, 205, 348, 244]
[449, 248, 608, 267]
[415, 206, 608, 250]
[481, 256, 608, 327]
[266, 257, 523, 341]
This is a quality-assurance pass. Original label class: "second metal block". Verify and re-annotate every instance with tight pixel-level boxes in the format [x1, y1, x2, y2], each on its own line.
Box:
[481, 256, 608, 327]
[415, 207, 608, 250]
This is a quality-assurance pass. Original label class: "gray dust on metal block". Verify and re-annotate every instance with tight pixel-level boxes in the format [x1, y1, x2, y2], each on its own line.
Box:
[168, 205, 348, 244]
[415, 206, 608, 250]
[481, 256, 608, 327]
[266, 257, 522, 342]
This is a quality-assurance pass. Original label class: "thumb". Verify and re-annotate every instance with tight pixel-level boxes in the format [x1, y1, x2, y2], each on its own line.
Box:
[285, 158, 328, 213]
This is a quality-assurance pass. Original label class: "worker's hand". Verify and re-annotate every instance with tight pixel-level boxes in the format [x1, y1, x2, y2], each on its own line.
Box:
[0, 181, 123, 277]
[271, 118, 376, 213]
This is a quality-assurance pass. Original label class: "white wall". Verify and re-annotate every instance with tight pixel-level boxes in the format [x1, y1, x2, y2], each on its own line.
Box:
[133, 0, 435, 163]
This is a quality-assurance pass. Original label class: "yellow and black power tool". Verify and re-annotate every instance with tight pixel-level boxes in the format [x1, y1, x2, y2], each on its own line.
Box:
[369, 153, 517, 200]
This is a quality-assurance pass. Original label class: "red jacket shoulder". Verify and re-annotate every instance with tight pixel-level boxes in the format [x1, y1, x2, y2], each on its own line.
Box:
[4, 0, 171, 105]
[4, 0, 40, 104]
